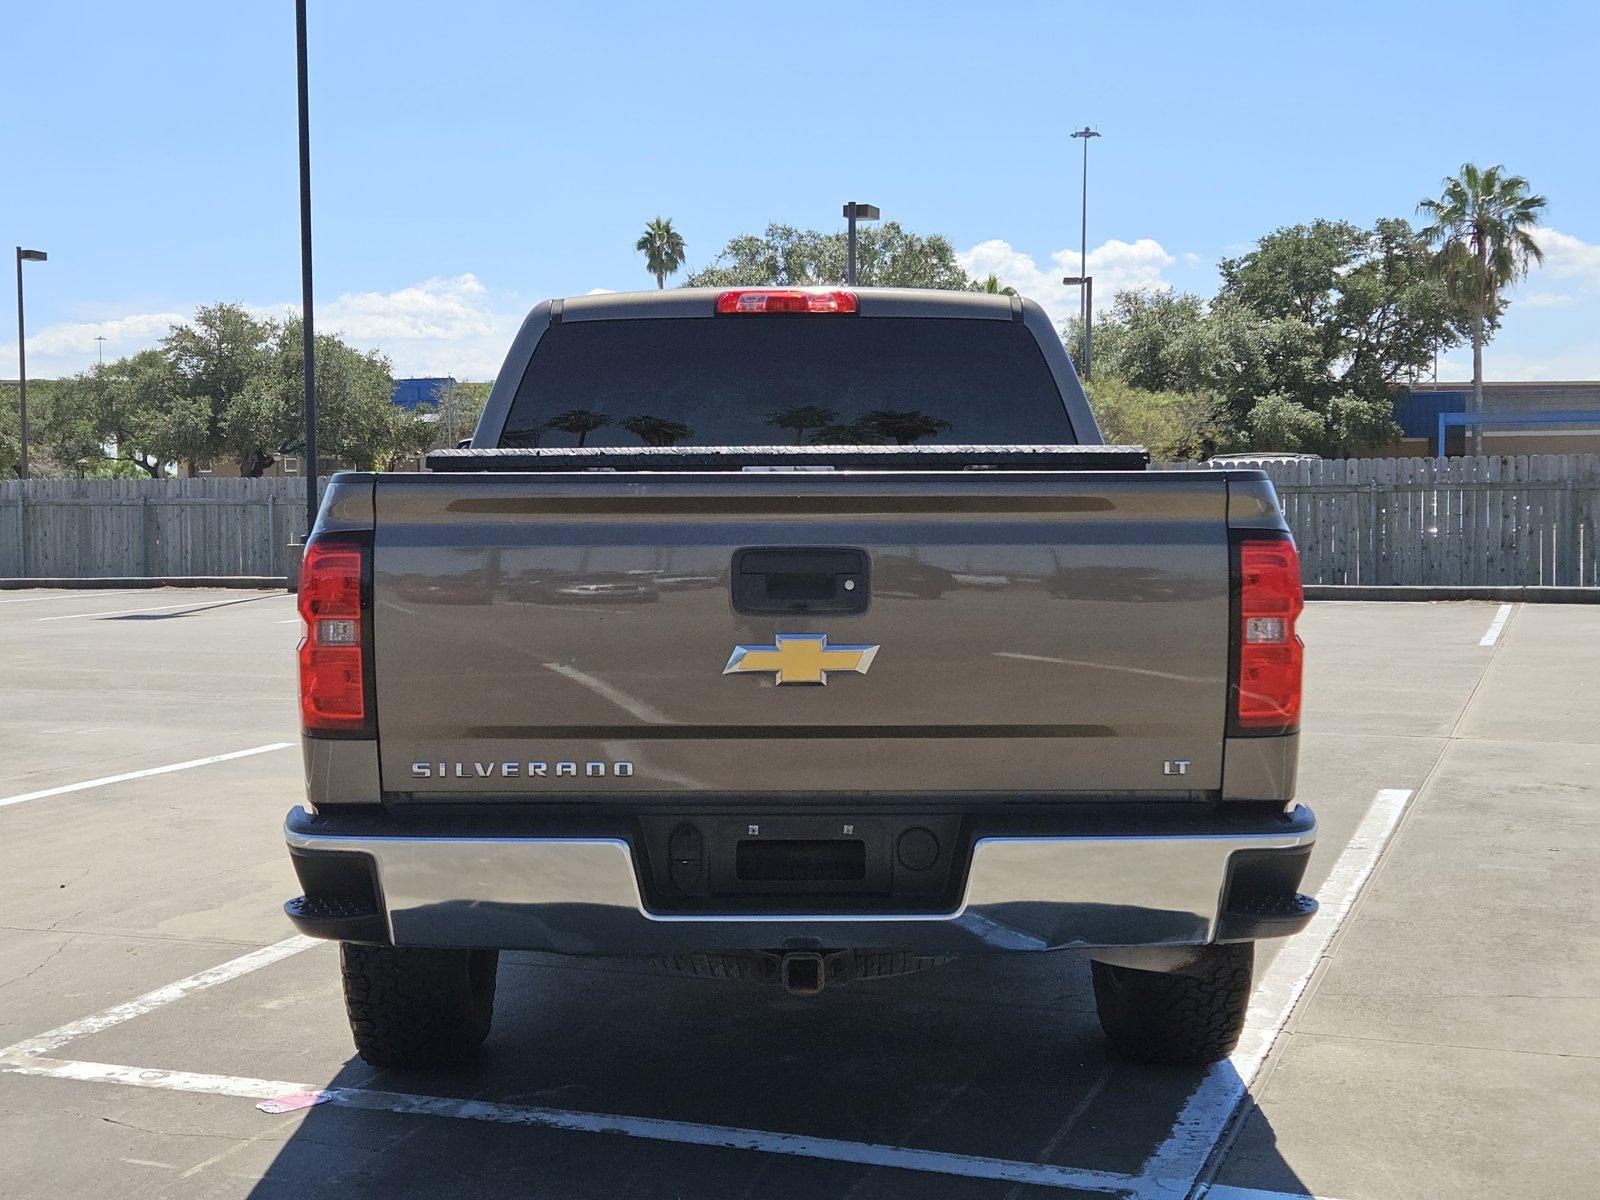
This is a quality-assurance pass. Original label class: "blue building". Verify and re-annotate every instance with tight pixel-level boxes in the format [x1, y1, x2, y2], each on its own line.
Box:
[390, 377, 456, 412]
[1397, 381, 1600, 456]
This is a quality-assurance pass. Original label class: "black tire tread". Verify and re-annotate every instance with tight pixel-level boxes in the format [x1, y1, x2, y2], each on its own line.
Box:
[1091, 944, 1253, 1066]
[340, 943, 498, 1069]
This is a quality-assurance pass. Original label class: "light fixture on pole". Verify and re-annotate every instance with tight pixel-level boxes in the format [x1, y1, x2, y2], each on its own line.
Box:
[1062, 275, 1094, 380]
[93, 335, 106, 365]
[14, 247, 48, 481]
[842, 202, 879, 287]
[1069, 126, 1100, 377]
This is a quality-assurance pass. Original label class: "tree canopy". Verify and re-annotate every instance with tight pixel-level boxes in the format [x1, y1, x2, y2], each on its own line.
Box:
[635, 217, 687, 290]
[683, 222, 971, 289]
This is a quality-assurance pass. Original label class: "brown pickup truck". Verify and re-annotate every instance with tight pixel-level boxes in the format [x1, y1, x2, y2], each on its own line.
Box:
[283, 286, 1313, 1069]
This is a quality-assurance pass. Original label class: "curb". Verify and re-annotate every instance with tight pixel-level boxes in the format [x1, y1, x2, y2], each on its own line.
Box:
[1305, 585, 1600, 603]
[0, 577, 285, 591]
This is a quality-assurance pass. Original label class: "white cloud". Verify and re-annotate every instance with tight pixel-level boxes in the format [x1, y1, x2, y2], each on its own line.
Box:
[8, 273, 525, 380]
[958, 237, 1178, 322]
[1437, 343, 1600, 381]
[1519, 293, 1576, 309]
[1529, 227, 1600, 284]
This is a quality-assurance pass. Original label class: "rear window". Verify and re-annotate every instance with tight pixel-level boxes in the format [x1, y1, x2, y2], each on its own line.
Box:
[499, 316, 1073, 448]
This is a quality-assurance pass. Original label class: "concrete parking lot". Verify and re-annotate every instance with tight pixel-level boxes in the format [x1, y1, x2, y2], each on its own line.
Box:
[1, 589, 1596, 1199]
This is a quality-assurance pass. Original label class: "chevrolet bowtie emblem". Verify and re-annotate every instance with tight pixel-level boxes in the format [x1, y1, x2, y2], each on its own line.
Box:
[723, 633, 879, 685]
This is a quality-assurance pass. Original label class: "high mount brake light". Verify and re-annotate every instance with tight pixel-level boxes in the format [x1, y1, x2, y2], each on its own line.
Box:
[1234, 536, 1304, 732]
[297, 536, 370, 734]
[715, 289, 858, 315]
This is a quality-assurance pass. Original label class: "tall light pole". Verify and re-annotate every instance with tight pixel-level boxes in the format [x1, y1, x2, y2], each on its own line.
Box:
[14, 247, 48, 480]
[295, 0, 318, 538]
[94, 334, 106, 365]
[842, 201, 879, 286]
[1069, 127, 1100, 377]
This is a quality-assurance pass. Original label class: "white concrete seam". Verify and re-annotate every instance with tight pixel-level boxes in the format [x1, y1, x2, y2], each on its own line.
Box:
[0, 742, 295, 810]
[0, 936, 319, 1059]
[1479, 603, 1514, 646]
[0, 590, 145, 604]
[0, 1056, 1143, 1193]
[1133, 788, 1415, 1199]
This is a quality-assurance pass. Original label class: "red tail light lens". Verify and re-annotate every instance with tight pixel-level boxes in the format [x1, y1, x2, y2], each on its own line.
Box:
[1235, 537, 1304, 731]
[715, 288, 857, 315]
[297, 537, 369, 733]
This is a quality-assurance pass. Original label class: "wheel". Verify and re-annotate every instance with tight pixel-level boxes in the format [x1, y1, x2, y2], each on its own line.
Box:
[1091, 943, 1253, 1066]
[339, 943, 498, 1068]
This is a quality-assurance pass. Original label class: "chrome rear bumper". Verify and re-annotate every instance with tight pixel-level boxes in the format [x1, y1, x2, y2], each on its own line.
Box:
[284, 805, 1316, 955]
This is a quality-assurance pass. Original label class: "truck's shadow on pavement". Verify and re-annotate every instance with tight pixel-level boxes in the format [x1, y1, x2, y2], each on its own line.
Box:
[243, 951, 1313, 1198]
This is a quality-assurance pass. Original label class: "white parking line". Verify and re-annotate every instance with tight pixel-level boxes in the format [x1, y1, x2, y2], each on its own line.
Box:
[37, 596, 280, 622]
[544, 661, 672, 724]
[1134, 788, 1414, 1198]
[0, 936, 317, 1059]
[0, 742, 295, 810]
[0, 590, 146, 604]
[1479, 603, 1514, 647]
[0, 1055, 1143, 1193]
[0, 789, 1413, 1196]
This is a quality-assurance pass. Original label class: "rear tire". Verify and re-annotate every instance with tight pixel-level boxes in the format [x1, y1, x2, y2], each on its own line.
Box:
[339, 943, 498, 1069]
[1091, 943, 1252, 1066]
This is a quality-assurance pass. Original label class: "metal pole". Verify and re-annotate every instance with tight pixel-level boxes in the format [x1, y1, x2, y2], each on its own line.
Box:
[1079, 137, 1088, 337]
[15, 249, 28, 481]
[1083, 275, 1094, 381]
[296, 0, 319, 537]
[846, 203, 858, 287]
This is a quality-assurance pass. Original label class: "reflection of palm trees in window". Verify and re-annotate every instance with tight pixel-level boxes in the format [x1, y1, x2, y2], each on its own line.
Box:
[808, 423, 887, 445]
[548, 409, 611, 446]
[619, 415, 694, 446]
[767, 406, 836, 445]
[860, 410, 954, 444]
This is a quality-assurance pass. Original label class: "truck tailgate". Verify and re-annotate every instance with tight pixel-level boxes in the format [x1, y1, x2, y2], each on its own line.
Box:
[371, 471, 1231, 797]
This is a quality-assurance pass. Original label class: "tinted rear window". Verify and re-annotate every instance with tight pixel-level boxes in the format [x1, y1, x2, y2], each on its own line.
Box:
[499, 316, 1073, 448]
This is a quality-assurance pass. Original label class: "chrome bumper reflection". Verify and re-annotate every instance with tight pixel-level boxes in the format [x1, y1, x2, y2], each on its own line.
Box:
[284, 811, 1315, 955]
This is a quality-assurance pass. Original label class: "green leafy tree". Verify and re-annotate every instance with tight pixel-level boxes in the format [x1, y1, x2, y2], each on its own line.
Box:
[434, 379, 494, 447]
[1418, 163, 1546, 453]
[635, 217, 688, 289]
[163, 302, 278, 472]
[683, 222, 971, 289]
[233, 319, 397, 473]
[1084, 377, 1229, 462]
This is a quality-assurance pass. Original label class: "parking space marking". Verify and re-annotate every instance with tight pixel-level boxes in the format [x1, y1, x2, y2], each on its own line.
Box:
[0, 1055, 1144, 1193]
[1199, 1187, 1348, 1200]
[0, 590, 146, 604]
[0, 742, 294, 810]
[0, 936, 318, 1060]
[1479, 603, 1514, 646]
[36, 594, 288, 622]
[1134, 788, 1415, 1199]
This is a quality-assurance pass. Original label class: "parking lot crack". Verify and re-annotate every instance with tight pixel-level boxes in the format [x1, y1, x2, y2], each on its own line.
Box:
[0, 936, 76, 991]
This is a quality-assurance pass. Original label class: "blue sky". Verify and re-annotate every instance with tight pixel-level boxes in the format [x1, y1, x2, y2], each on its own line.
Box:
[4, 0, 1598, 381]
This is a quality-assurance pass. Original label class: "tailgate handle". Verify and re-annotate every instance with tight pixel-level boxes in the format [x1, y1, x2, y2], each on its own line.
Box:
[732, 548, 870, 616]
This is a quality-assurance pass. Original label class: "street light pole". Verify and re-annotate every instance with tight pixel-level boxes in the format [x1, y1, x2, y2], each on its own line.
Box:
[14, 247, 47, 480]
[295, 0, 318, 538]
[841, 202, 880, 286]
[94, 335, 106, 365]
[1069, 127, 1100, 377]
[1062, 275, 1094, 380]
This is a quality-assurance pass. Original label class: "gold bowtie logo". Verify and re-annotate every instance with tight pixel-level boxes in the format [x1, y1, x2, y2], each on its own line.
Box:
[723, 633, 879, 685]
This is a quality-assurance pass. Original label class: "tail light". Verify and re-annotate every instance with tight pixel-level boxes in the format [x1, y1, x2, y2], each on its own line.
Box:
[715, 288, 857, 315]
[297, 535, 372, 735]
[1232, 535, 1304, 733]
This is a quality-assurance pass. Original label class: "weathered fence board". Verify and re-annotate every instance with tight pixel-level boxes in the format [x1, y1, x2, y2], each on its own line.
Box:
[3, 458, 1600, 585]
[0, 477, 314, 579]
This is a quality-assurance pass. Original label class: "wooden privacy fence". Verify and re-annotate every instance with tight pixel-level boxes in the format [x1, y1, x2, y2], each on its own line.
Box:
[0, 477, 313, 579]
[1184, 454, 1600, 587]
[2, 457, 1598, 586]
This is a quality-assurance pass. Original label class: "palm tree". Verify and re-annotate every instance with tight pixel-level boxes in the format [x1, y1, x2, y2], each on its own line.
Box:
[635, 217, 687, 289]
[1418, 164, 1545, 454]
[619, 415, 694, 446]
[548, 409, 611, 447]
[767, 406, 836, 444]
[970, 273, 1017, 296]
